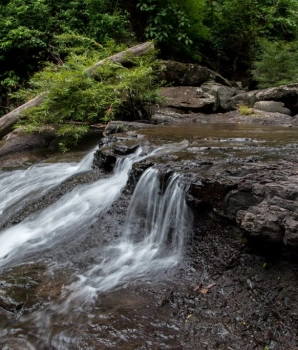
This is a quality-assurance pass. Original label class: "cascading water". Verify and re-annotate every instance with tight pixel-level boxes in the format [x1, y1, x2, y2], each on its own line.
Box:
[0, 141, 190, 269]
[70, 167, 193, 296]
[0, 149, 142, 267]
[0, 140, 193, 349]
[0, 148, 95, 227]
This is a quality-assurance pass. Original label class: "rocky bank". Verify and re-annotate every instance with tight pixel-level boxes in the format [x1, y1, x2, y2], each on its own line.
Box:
[0, 61, 298, 349]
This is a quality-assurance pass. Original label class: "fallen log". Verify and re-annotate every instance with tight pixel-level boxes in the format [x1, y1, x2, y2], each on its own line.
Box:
[0, 42, 154, 139]
[0, 95, 46, 139]
[85, 41, 154, 75]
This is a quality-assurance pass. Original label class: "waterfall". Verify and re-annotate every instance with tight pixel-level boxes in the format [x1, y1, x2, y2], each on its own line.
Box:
[0, 141, 189, 268]
[0, 141, 193, 349]
[0, 147, 96, 226]
[68, 167, 193, 297]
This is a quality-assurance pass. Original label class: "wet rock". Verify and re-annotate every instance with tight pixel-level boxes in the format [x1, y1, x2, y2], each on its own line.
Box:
[161, 86, 216, 113]
[113, 144, 140, 156]
[254, 101, 292, 115]
[229, 163, 298, 247]
[94, 148, 117, 171]
[226, 189, 263, 218]
[104, 120, 156, 136]
[189, 180, 235, 214]
[0, 127, 57, 159]
[186, 160, 298, 248]
[94, 135, 142, 171]
[0, 264, 46, 315]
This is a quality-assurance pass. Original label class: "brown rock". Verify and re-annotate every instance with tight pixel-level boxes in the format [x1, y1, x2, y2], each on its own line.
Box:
[161, 86, 215, 113]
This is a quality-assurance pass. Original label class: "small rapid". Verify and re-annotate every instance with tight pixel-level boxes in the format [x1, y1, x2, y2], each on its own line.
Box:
[0, 141, 189, 268]
[0, 140, 193, 349]
[69, 167, 193, 298]
[0, 148, 95, 226]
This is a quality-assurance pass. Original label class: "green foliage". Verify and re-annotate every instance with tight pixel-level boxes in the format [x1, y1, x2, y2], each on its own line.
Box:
[136, 0, 208, 61]
[252, 40, 298, 88]
[16, 47, 162, 151]
[0, 0, 133, 116]
[2, 0, 298, 118]
[206, 0, 298, 76]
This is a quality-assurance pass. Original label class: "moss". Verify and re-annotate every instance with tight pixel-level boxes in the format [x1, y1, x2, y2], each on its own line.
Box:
[238, 105, 254, 115]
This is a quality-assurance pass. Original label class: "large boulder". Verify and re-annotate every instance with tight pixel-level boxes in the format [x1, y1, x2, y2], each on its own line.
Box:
[230, 84, 298, 114]
[255, 84, 298, 113]
[161, 86, 215, 113]
[159, 60, 232, 87]
[229, 163, 298, 247]
[201, 82, 243, 111]
[0, 127, 57, 160]
[229, 90, 259, 110]
[253, 101, 292, 115]
[189, 160, 298, 248]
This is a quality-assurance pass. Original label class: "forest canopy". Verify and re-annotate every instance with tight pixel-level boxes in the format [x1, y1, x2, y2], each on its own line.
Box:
[1, 0, 298, 117]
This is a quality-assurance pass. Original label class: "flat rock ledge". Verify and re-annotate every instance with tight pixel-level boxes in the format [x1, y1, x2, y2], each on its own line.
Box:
[96, 133, 298, 250]
[189, 160, 298, 249]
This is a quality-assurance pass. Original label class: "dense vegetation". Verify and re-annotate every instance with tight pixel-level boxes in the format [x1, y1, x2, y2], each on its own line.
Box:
[17, 47, 162, 151]
[1, 0, 298, 146]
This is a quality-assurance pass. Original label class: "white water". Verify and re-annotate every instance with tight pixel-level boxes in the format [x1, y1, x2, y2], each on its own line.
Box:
[0, 149, 95, 226]
[0, 141, 189, 268]
[69, 167, 193, 299]
[0, 141, 193, 349]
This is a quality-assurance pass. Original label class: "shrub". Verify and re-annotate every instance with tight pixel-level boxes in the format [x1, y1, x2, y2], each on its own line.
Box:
[252, 40, 298, 88]
[16, 44, 162, 151]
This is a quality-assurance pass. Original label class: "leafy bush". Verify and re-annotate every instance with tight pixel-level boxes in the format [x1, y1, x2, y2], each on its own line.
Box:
[206, 0, 298, 77]
[136, 0, 208, 61]
[252, 40, 298, 88]
[0, 0, 133, 116]
[16, 46, 162, 151]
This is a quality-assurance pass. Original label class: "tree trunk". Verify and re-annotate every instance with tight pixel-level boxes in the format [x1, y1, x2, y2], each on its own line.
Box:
[85, 41, 154, 75]
[0, 95, 46, 139]
[0, 42, 154, 139]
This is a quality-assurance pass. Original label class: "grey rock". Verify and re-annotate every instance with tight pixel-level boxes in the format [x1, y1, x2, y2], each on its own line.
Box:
[189, 160, 298, 248]
[0, 127, 57, 160]
[229, 91, 259, 110]
[229, 84, 298, 113]
[159, 60, 232, 87]
[151, 108, 188, 124]
[255, 84, 298, 113]
[201, 82, 240, 111]
[234, 168, 298, 247]
[161, 86, 215, 113]
[253, 101, 292, 115]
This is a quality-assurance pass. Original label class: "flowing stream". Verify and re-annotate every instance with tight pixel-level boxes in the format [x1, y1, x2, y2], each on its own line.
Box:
[0, 149, 95, 226]
[0, 140, 194, 348]
[0, 140, 191, 274]
[2, 124, 298, 349]
[69, 167, 193, 299]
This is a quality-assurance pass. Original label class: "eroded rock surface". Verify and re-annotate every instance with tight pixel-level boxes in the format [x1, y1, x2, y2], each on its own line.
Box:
[161, 86, 216, 113]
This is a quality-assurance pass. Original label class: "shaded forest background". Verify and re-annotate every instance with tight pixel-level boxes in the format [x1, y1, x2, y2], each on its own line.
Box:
[1, 0, 298, 117]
